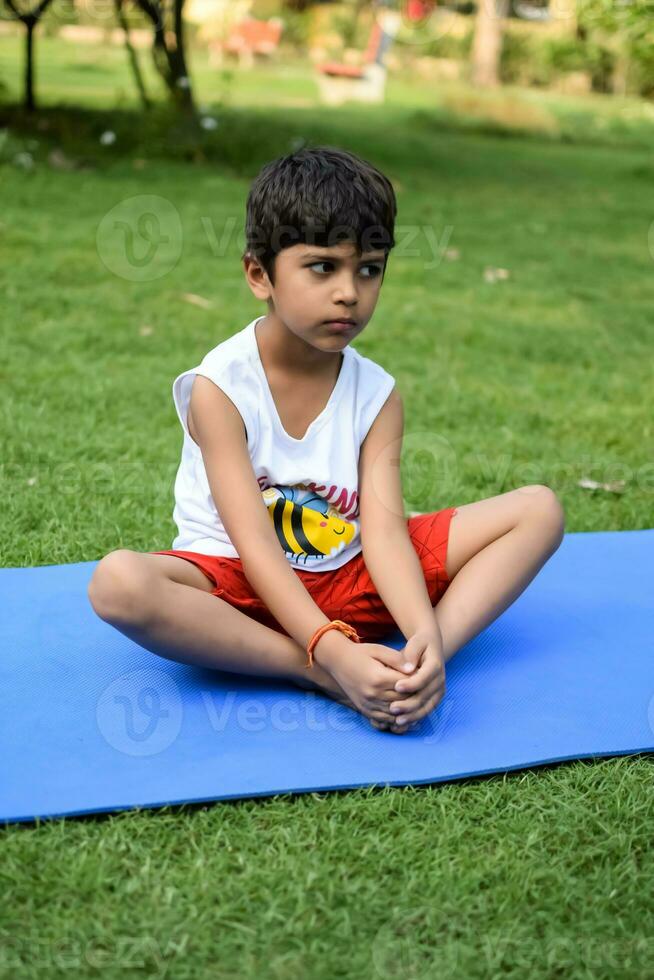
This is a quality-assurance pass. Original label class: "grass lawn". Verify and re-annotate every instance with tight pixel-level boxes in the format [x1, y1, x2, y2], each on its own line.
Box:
[1, 30, 654, 979]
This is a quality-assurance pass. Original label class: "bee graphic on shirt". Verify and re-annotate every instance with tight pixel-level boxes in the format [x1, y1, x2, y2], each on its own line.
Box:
[261, 485, 358, 566]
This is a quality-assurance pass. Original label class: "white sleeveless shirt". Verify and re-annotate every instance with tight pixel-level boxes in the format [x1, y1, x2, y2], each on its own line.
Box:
[169, 314, 396, 572]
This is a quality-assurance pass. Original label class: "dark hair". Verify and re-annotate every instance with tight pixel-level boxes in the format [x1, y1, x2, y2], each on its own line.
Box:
[243, 145, 397, 285]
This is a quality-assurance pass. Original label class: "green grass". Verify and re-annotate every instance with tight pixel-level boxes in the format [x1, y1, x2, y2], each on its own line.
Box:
[2, 762, 653, 977]
[1, 31, 654, 979]
[3, 32, 654, 149]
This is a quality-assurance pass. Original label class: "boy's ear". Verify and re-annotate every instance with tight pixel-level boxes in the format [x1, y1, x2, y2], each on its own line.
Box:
[243, 253, 272, 301]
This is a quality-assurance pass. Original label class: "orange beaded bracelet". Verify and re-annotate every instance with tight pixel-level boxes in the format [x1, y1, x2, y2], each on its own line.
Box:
[305, 619, 361, 669]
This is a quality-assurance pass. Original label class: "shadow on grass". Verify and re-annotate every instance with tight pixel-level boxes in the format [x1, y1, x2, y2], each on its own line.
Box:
[3, 93, 653, 180]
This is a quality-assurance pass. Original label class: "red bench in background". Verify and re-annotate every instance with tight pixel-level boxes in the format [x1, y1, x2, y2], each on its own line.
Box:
[317, 20, 387, 80]
[315, 10, 401, 105]
[208, 17, 283, 70]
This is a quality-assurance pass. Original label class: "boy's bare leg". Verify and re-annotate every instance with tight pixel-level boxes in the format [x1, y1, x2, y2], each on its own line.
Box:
[381, 485, 566, 730]
[87, 551, 396, 724]
[436, 484, 565, 660]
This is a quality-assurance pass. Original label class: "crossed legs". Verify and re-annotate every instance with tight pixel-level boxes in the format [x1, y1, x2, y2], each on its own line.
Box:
[87, 484, 565, 730]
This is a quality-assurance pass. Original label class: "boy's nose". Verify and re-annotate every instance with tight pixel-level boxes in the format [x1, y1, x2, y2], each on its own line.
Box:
[333, 275, 357, 304]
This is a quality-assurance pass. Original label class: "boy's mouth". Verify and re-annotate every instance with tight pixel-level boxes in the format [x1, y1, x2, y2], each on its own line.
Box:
[324, 320, 357, 332]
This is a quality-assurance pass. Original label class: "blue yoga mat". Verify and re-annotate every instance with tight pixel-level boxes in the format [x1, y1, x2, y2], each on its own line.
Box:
[1, 529, 653, 825]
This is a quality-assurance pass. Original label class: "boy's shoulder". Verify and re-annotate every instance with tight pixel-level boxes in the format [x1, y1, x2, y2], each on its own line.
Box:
[172, 318, 259, 449]
[348, 342, 395, 385]
[198, 319, 253, 371]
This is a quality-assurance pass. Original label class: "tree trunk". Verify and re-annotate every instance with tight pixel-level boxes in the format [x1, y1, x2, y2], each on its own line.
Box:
[471, 0, 509, 88]
[114, 0, 151, 109]
[4, 0, 54, 111]
[170, 0, 194, 113]
[134, 0, 196, 114]
[25, 16, 35, 111]
[151, 17, 193, 112]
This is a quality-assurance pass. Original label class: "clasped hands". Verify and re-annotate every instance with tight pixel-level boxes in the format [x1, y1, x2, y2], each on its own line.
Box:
[327, 625, 446, 733]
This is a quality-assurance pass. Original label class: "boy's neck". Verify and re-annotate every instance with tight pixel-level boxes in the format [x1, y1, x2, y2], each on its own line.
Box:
[256, 313, 344, 381]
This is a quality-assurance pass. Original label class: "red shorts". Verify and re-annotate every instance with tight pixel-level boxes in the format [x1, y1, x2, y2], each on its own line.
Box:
[149, 507, 457, 643]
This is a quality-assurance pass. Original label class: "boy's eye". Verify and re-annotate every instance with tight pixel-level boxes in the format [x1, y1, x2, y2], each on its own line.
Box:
[307, 262, 382, 278]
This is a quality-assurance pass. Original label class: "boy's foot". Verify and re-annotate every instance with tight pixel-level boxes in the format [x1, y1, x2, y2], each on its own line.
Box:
[292, 664, 355, 710]
[292, 665, 411, 734]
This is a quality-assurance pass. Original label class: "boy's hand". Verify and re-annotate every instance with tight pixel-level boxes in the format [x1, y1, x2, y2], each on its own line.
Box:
[324, 640, 423, 729]
[386, 628, 447, 729]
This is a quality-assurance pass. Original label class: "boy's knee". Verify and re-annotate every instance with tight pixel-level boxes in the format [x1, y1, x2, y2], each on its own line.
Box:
[87, 549, 152, 624]
[522, 485, 565, 541]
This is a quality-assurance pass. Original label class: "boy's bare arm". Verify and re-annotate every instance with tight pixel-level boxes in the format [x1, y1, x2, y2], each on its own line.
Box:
[358, 389, 439, 640]
[190, 376, 351, 665]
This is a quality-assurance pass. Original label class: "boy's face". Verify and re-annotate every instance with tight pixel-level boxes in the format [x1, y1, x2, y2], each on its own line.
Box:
[244, 240, 387, 349]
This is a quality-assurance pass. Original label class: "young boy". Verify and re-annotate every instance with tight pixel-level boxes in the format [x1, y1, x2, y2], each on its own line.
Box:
[88, 145, 565, 734]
